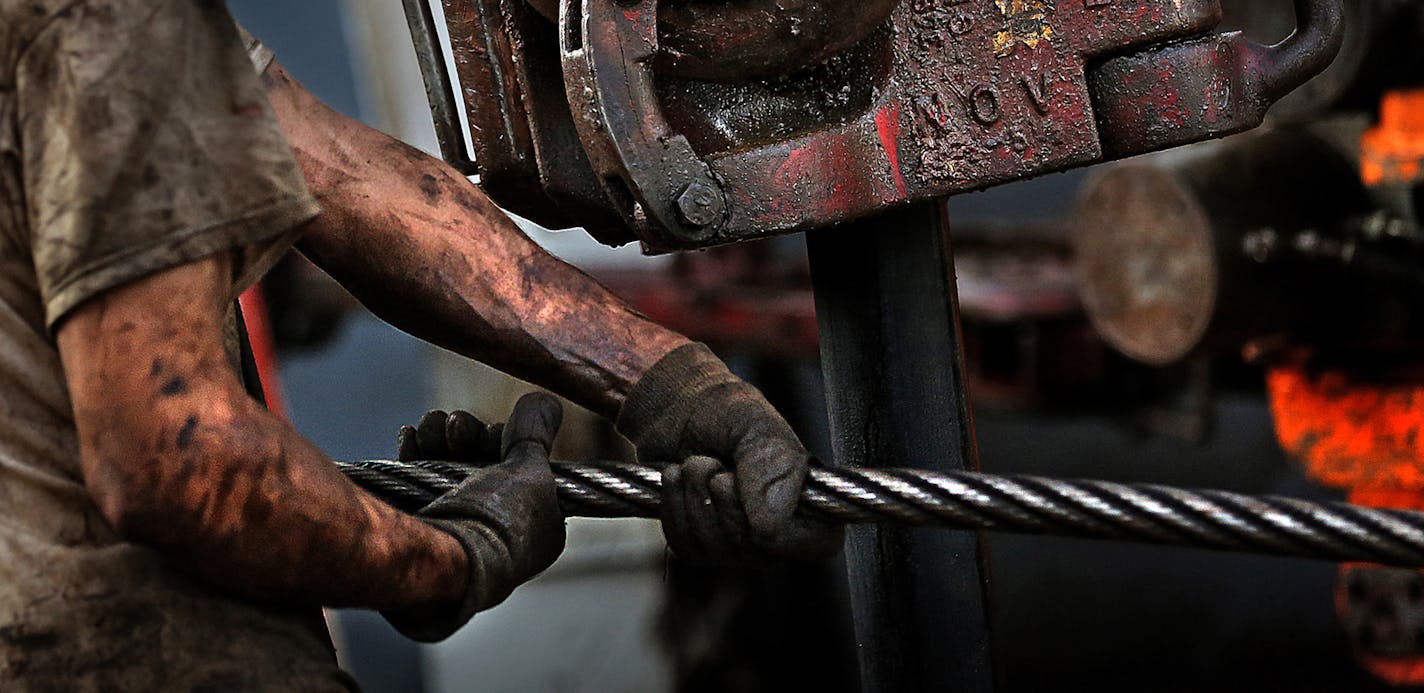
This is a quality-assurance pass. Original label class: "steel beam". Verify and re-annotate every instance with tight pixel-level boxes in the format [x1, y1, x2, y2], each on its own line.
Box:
[807, 201, 996, 692]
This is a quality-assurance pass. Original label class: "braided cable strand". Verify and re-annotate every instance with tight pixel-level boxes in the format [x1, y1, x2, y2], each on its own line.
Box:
[336, 460, 1424, 567]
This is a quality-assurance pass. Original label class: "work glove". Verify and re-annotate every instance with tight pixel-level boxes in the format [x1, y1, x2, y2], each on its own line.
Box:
[383, 392, 567, 642]
[397, 408, 504, 463]
[618, 343, 843, 564]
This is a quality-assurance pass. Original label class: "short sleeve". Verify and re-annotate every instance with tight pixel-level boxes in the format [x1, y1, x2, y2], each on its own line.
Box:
[234, 21, 277, 75]
[16, 0, 319, 330]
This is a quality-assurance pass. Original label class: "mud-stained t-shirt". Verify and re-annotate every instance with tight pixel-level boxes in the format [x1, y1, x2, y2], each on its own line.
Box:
[0, 1, 355, 689]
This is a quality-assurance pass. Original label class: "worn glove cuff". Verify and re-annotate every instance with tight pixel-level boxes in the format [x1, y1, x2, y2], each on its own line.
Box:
[616, 342, 737, 454]
[382, 517, 516, 643]
[383, 462, 563, 641]
[620, 344, 839, 561]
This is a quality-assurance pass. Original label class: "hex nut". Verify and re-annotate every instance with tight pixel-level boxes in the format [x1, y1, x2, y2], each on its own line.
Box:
[674, 181, 725, 230]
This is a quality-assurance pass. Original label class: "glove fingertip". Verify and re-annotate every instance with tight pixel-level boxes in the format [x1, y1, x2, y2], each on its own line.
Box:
[446, 410, 487, 459]
[502, 392, 564, 457]
[397, 426, 419, 461]
[710, 472, 753, 563]
[419, 410, 449, 430]
[659, 463, 698, 561]
[483, 423, 506, 460]
[739, 454, 806, 540]
[682, 461, 737, 563]
[417, 410, 451, 458]
[661, 462, 683, 489]
[708, 471, 739, 506]
[683, 455, 723, 479]
[449, 409, 483, 425]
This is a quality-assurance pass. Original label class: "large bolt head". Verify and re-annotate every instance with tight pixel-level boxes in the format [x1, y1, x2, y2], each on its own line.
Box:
[675, 181, 725, 231]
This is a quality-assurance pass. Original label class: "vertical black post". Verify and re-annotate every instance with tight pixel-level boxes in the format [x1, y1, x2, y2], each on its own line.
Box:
[807, 201, 996, 692]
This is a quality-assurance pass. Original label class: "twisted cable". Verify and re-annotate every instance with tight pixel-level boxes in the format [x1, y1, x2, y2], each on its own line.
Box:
[337, 459, 1424, 567]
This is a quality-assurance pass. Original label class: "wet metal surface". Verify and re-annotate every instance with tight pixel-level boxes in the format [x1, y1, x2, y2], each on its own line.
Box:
[407, 0, 1345, 252]
[1090, 0, 1343, 159]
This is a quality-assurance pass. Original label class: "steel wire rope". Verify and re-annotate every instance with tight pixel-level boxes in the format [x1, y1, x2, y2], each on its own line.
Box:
[336, 459, 1424, 566]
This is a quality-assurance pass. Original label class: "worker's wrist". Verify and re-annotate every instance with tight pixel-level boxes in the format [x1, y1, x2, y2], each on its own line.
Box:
[397, 523, 470, 612]
[431, 526, 471, 606]
[607, 331, 692, 413]
[616, 342, 738, 450]
[378, 523, 471, 642]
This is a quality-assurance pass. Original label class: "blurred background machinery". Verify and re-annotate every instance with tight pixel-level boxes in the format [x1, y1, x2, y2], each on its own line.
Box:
[231, 0, 1424, 691]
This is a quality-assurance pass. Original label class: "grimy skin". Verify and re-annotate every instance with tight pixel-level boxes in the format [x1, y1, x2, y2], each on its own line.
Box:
[55, 61, 687, 614]
[266, 62, 687, 416]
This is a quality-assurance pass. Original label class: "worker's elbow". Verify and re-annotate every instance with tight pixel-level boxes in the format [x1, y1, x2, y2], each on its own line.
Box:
[90, 478, 162, 544]
[82, 446, 188, 546]
[81, 406, 247, 548]
[86, 457, 199, 547]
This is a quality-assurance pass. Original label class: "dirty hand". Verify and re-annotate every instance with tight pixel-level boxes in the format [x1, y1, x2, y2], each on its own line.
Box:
[617, 343, 843, 564]
[383, 393, 567, 642]
[397, 408, 504, 462]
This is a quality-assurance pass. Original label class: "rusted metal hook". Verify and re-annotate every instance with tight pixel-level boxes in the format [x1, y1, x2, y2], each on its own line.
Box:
[1262, 0, 1348, 102]
[1091, 0, 1346, 159]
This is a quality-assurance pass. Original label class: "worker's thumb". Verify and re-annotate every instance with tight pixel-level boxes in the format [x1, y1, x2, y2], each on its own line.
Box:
[501, 392, 563, 464]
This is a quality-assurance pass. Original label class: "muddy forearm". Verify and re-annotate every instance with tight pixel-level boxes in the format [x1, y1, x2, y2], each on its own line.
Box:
[261, 64, 685, 417]
[141, 388, 467, 610]
[59, 259, 467, 612]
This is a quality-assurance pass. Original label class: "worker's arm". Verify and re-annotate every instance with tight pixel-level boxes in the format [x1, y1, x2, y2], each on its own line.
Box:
[261, 63, 839, 561]
[56, 252, 562, 630]
[261, 64, 684, 418]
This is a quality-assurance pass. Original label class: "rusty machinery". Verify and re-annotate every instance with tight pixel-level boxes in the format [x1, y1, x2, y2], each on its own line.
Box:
[394, 1, 1353, 691]
[1074, 0, 1424, 366]
[1074, 128, 1424, 681]
[403, 0, 1344, 251]
[1070, 0, 1424, 685]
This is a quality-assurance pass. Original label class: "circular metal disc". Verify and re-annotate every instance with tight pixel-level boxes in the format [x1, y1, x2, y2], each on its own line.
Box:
[1072, 165, 1217, 366]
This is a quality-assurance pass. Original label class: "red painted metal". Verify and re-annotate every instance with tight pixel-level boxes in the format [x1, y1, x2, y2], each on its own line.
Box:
[409, 0, 1343, 252]
[238, 285, 286, 419]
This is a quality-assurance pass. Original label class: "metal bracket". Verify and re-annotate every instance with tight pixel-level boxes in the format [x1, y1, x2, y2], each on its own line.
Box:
[399, 0, 477, 175]
[559, 0, 726, 246]
[402, 0, 634, 244]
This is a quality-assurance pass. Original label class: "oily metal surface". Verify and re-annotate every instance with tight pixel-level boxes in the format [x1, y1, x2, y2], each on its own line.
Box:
[559, 0, 1342, 251]
[412, 0, 1344, 251]
[525, 0, 900, 82]
[416, 0, 635, 244]
[436, 0, 548, 220]
[339, 459, 1424, 567]
[1089, 0, 1344, 159]
[1225, 0, 1424, 120]
[668, 0, 1225, 246]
